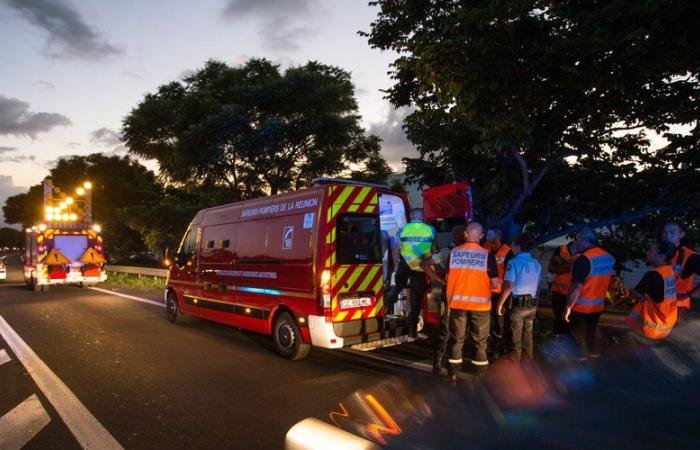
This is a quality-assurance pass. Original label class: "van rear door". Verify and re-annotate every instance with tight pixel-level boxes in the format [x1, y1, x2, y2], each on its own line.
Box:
[325, 186, 384, 323]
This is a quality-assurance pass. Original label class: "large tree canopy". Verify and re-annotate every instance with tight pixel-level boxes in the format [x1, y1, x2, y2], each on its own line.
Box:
[122, 58, 391, 197]
[365, 0, 700, 249]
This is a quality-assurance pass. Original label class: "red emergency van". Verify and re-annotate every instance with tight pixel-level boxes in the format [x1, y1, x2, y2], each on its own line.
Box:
[165, 179, 413, 359]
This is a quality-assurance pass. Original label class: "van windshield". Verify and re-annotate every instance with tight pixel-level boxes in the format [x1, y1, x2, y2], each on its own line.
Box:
[336, 214, 381, 265]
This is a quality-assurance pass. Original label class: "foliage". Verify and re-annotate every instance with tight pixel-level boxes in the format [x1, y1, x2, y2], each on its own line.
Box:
[0, 227, 22, 249]
[103, 271, 165, 295]
[365, 0, 700, 253]
[122, 58, 390, 196]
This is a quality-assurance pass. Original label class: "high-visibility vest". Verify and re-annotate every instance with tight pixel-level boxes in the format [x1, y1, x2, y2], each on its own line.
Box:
[490, 244, 511, 294]
[673, 246, 696, 309]
[550, 244, 576, 295]
[572, 247, 615, 314]
[446, 242, 492, 311]
[398, 221, 436, 271]
[625, 265, 678, 340]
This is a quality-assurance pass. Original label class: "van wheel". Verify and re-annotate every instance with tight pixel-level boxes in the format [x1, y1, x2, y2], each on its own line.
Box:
[273, 312, 310, 360]
[166, 291, 179, 323]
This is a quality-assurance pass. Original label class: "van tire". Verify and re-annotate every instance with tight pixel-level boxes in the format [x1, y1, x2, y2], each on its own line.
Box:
[273, 312, 310, 360]
[166, 291, 180, 323]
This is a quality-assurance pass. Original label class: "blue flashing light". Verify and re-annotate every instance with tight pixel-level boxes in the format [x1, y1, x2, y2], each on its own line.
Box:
[238, 286, 283, 296]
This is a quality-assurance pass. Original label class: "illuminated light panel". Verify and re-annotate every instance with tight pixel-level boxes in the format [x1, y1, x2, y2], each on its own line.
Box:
[83, 181, 92, 190]
[238, 287, 283, 296]
[45, 206, 54, 213]
[76, 186, 85, 195]
[59, 202, 67, 209]
[69, 213, 78, 221]
[62, 213, 69, 221]
[66, 197, 74, 205]
[92, 224, 102, 233]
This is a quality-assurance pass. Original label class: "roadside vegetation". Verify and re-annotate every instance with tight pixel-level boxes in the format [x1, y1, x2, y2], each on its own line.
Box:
[102, 272, 165, 295]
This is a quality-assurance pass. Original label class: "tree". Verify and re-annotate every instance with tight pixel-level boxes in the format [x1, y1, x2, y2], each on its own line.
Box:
[0, 227, 22, 249]
[122, 58, 391, 197]
[2, 154, 161, 261]
[365, 0, 700, 247]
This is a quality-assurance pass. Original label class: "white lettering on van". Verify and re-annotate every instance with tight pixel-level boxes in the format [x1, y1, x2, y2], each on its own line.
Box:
[215, 270, 277, 279]
[240, 197, 318, 218]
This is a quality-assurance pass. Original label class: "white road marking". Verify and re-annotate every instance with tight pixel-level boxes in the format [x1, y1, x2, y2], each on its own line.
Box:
[0, 315, 123, 450]
[88, 287, 164, 308]
[0, 348, 10, 366]
[0, 394, 51, 450]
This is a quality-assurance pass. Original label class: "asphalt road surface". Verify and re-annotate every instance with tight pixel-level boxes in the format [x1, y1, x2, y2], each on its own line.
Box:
[0, 255, 434, 449]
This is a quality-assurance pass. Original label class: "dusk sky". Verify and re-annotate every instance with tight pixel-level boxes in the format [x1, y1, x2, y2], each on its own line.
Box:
[0, 0, 417, 226]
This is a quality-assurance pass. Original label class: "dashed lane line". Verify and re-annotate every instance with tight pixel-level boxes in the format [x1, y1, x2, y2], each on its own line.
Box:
[0, 315, 123, 450]
[0, 394, 51, 450]
[0, 348, 10, 366]
[88, 286, 165, 308]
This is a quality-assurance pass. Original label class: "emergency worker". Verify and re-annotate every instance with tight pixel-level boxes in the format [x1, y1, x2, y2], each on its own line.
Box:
[662, 223, 700, 311]
[564, 228, 615, 358]
[386, 208, 438, 337]
[548, 240, 577, 335]
[496, 232, 542, 360]
[624, 240, 678, 343]
[433, 225, 466, 375]
[446, 222, 499, 379]
[486, 228, 513, 352]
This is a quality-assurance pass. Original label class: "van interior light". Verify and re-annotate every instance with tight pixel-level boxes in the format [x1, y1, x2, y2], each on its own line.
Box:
[245, 307, 252, 314]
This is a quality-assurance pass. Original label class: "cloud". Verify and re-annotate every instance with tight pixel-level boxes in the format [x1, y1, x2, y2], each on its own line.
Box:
[0, 175, 27, 227]
[2, 0, 123, 59]
[369, 106, 418, 170]
[0, 146, 18, 154]
[90, 127, 126, 154]
[34, 80, 55, 89]
[0, 154, 36, 163]
[0, 95, 71, 138]
[222, 0, 321, 51]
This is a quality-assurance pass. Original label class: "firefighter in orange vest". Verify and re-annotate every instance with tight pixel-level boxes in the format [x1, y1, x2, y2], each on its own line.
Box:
[624, 240, 679, 343]
[564, 227, 615, 358]
[446, 222, 499, 380]
[548, 240, 577, 335]
[486, 228, 513, 354]
[662, 222, 700, 312]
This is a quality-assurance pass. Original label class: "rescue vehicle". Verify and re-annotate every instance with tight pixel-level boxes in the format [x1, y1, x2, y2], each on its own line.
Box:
[165, 178, 473, 359]
[24, 178, 106, 291]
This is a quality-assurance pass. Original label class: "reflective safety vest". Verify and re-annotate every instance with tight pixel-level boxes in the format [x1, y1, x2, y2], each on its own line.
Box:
[673, 246, 696, 309]
[572, 247, 615, 314]
[625, 265, 678, 340]
[550, 244, 576, 295]
[490, 244, 511, 294]
[398, 221, 436, 272]
[446, 242, 492, 311]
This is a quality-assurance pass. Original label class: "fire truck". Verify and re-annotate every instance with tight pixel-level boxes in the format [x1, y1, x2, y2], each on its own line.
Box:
[165, 178, 472, 359]
[24, 177, 106, 291]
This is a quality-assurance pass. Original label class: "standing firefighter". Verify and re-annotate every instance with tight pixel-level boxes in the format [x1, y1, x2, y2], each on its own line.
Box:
[386, 208, 438, 337]
[548, 240, 577, 335]
[496, 233, 542, 360]
[564, 228, 615, 358]
[625, 240, 679, 343]
[662, 223, 700, 312]
[446, 222, 499, 380]
[486, 228, 513, 353]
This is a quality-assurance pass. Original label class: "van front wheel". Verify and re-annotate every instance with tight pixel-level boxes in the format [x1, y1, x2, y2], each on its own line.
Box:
[273, 312, 310, 360]
[166, 291, 179, 323]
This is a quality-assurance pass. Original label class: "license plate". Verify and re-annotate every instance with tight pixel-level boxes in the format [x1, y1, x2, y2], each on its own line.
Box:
[339, 297, 372, 310]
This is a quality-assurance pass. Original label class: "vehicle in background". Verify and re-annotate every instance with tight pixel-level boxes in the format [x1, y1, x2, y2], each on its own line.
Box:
[0, 259, 6, 281]
[23, 178, 106, 291]
[166, 178, 416, 360]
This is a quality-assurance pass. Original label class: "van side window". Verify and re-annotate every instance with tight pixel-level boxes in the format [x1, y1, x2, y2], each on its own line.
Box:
[336, 214, 381, 265]
[177, 229, 198, 266]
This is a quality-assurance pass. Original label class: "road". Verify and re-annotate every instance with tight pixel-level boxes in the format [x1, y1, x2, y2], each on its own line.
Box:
[0, 256, 433, 449]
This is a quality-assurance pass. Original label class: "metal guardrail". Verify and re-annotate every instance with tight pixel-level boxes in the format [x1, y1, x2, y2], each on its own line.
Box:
[105, 265, 168, 277]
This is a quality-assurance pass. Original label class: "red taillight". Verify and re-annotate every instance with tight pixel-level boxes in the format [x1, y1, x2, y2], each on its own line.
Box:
[321, 269, 332, 320]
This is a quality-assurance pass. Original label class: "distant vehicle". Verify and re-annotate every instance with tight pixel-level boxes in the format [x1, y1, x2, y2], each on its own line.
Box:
[0, 260, 6, 281]
[23, 177, 106, 291]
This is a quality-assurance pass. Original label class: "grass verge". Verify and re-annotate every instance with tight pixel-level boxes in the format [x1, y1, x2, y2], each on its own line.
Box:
[103, 271, 165, 295]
